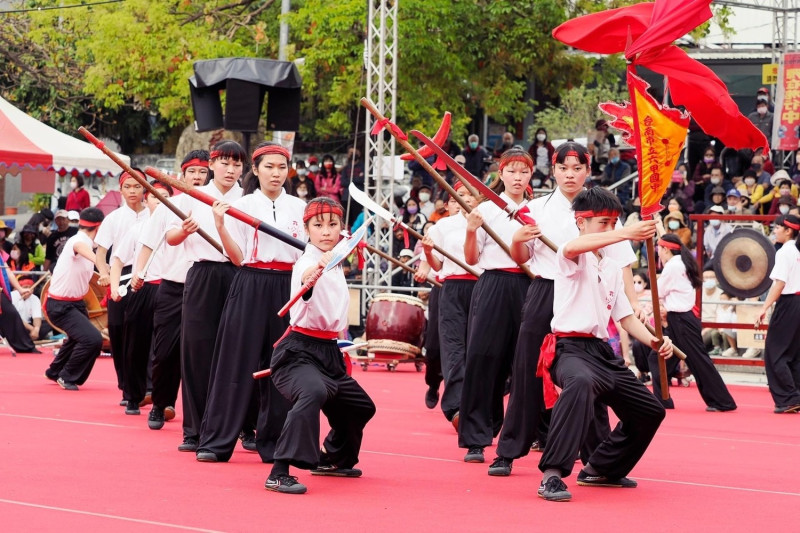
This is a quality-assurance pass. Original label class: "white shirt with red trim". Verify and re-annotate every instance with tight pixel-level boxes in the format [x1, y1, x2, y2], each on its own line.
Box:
[550, 245, 633, 340]
[659, 255, 696, 313]
[471, 193, 524, 271]
[48, 231, 95, 299]
[95, 203, 149, 265]
[289, 245, 348, 333]
[112, 219, 163, 283]
[771, 239, 800, 294]
[225, 189, 306, 266]
[168, 182, 242, 263]
[429, 213, 483, 279]
[139, 201, 192, 283]
[523, 187, 636, 279]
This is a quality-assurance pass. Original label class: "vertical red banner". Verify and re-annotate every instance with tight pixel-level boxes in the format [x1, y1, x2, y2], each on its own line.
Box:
[776, 52, 800, 151]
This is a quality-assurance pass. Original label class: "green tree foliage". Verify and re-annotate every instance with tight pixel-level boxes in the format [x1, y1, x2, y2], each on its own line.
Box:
[533, 82, 628, 141]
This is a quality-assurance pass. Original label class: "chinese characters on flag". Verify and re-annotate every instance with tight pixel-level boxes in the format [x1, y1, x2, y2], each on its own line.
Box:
[775, 52, 800, 151]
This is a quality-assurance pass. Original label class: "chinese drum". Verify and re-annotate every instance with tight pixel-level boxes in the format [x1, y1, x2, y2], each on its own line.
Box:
[365, 293, 426, 360]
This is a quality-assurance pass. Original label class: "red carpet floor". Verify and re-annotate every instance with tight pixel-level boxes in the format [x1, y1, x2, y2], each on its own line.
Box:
[1, 349, 798, 532]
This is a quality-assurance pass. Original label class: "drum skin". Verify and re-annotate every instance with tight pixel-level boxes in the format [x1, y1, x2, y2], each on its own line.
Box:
[41, 272, 111, 350]
[365, 294, 426, 360]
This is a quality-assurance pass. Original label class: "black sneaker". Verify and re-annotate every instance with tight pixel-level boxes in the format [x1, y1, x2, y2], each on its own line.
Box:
[773, 404, 800, 414]
[538, 476, 571, 501]
[530, 440, 545, 452]
[425, 387, 439, 409]
[125, 401, 140, 415]
[196, 451, 219, 463]
[576, 469, 638, 488]
[311, 464, 362, 477]
[265, 474, 307, 494]
[119, 398, 127, 406]
[57, 377, 78, 391]
[488, 457, 512, 476]
[148, 407, 165, 430]
[464, 446, 484, 463]
[178, 438, 198, 452]
[239, 431, 257, 452]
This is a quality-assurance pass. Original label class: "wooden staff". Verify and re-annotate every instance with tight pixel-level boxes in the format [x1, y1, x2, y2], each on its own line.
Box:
[144, 167, 306, 251]
[365, 242, 442, 288]
[78, 127, 224, 255]
[361, 97, 536, 279]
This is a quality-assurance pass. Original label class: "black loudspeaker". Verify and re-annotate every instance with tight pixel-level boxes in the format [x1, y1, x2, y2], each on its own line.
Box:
[190, 84, 224, 132]
[266, 88, 301, 131]
[224, 79, 265, 133]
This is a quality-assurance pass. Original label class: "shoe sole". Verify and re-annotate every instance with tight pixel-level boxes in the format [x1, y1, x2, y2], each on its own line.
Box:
[125, 410, 140, 415]
[488, 468, 511, 477]
[196, 453, 219, 463]
[265, 484, 307, 494]
[57, 380, 78, 391]
[148, 420, 165, 430]
[464, 456, 484, 463]
[538, 492, 572, 502]
[164, 407, 176, 421]
[577, 477, 638, 488]
[311, 469, 362, 478]
[177, 444, 198, 452]
[139, 394, 152, 407]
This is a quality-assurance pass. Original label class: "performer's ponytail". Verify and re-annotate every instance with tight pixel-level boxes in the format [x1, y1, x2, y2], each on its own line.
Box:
[659, 233, 701, 289]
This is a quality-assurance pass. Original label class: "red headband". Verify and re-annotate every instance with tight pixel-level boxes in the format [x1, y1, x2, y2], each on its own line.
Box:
[783, 219, 800, 231]
[252, 145, 291, 162]
[574, 209, 620, 219]
[119, 171, 143, 186]
[209, 150, 221, 159]
[79, 218, 102, 228]
[181, 158, 208, 172]
[303, 202, 344, 223]
[146, 183, 170, 197]
[552, 149, 588, 166]
[498, 153, 533, 172]
[657, 238, 682, 251]
[453, 180, 465, 192]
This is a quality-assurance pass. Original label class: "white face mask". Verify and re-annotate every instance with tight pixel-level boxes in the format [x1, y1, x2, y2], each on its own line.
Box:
[536, 133, 546, 142]
[779, 205, 790, 215]
[703, 280, 717, 290]
[69, 181, 78, 190]
[297, 169, 307, 177]
[418, 192, 431, 203]
[667, 220, 680, 230]
[532, 178, 542, 188]
[710, 177, 721, 185]
[757, 107, 767, 115]
[710, 219, 721, 228]
[744, 178, 756, 186]
[9, 250, 20, 260]
[633, 282, 645, 294]
[309, 165, 319, 173]
[297, 189, 308, 198]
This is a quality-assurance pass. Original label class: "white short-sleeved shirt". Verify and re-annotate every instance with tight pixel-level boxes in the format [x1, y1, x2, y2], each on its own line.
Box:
[139, 202, 192, 283]
[112, 219, 163, 282]
[523, 187, 636, 279]
[659, 255, 696, 313]
[288, 245, 349, 332]
[169, 182, 243, 263]
[94, 204, 150, 264]
[471, 193, 524, 270]
[226, 189, 307, 265]
[770, 239, 800, 294]
[11, 290, 42, 323]
[550, 246, 633, 340]
[428, 214, 484, 279]
[49, 232, 95, 299]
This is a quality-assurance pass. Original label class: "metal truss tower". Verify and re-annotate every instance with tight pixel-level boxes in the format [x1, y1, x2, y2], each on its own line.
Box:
[363, 0, 399, 302]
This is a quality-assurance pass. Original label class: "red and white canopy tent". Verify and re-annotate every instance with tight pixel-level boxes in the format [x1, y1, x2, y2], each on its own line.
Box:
[0, 95, 129, 204]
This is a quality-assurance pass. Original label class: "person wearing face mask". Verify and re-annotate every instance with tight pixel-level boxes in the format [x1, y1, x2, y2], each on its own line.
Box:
[65, 175, 91, 212]
[725, 188, 743, 214]
[306, 155, 320, 182]
[401, 197, 427, 249]
[753, 87, 775, 113]
[417, 185, 435, 218]
[661, 211, 692, 247]
[705, 185, 727, 213]
[736, 169, 765, 205]
[774, 195, 796, 218]
[747, 99, 774, 143]
[704, 205, 732, 260]
[760, 177, 799, 215]
[293, 160, 317, 199]
[528, 127, 555, 179]
[700, 268, 724, 356]
[314, 154, 343, 203]
[462, 134, 489, 178]
[294, 182, 311, 203]
[600, 148, 632, 204]
[691, 146, 718, 213]
[749, 154, 772, 187]
[703, 168, 732, 208]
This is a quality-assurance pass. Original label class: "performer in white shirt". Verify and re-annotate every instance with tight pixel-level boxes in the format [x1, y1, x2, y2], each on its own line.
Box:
[657, 234, 736, 412]
[166, 140, 246, 452]
[422, 182, 482, 428]
[536, 187, 670, 502]
[196, 142, 306, 464]
[138, 150, 209, 430]
[459, 148, 532, 464]
[756, 214, 800, 413]
[491, 142, 640, 477]
[45, 208, 106, 390]
[109, 181, 173, 415]
[94, 169, 149, 402]
[265, 198, 376, 495]
[12, 279, 51, 341]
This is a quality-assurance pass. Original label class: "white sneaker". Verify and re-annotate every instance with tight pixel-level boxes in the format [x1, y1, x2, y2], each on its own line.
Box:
[721, 347, 738, 357]
[742, 348, 762, 359]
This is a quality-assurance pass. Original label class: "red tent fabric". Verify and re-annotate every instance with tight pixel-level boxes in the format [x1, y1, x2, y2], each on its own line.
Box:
[95, 191, 122, 216]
